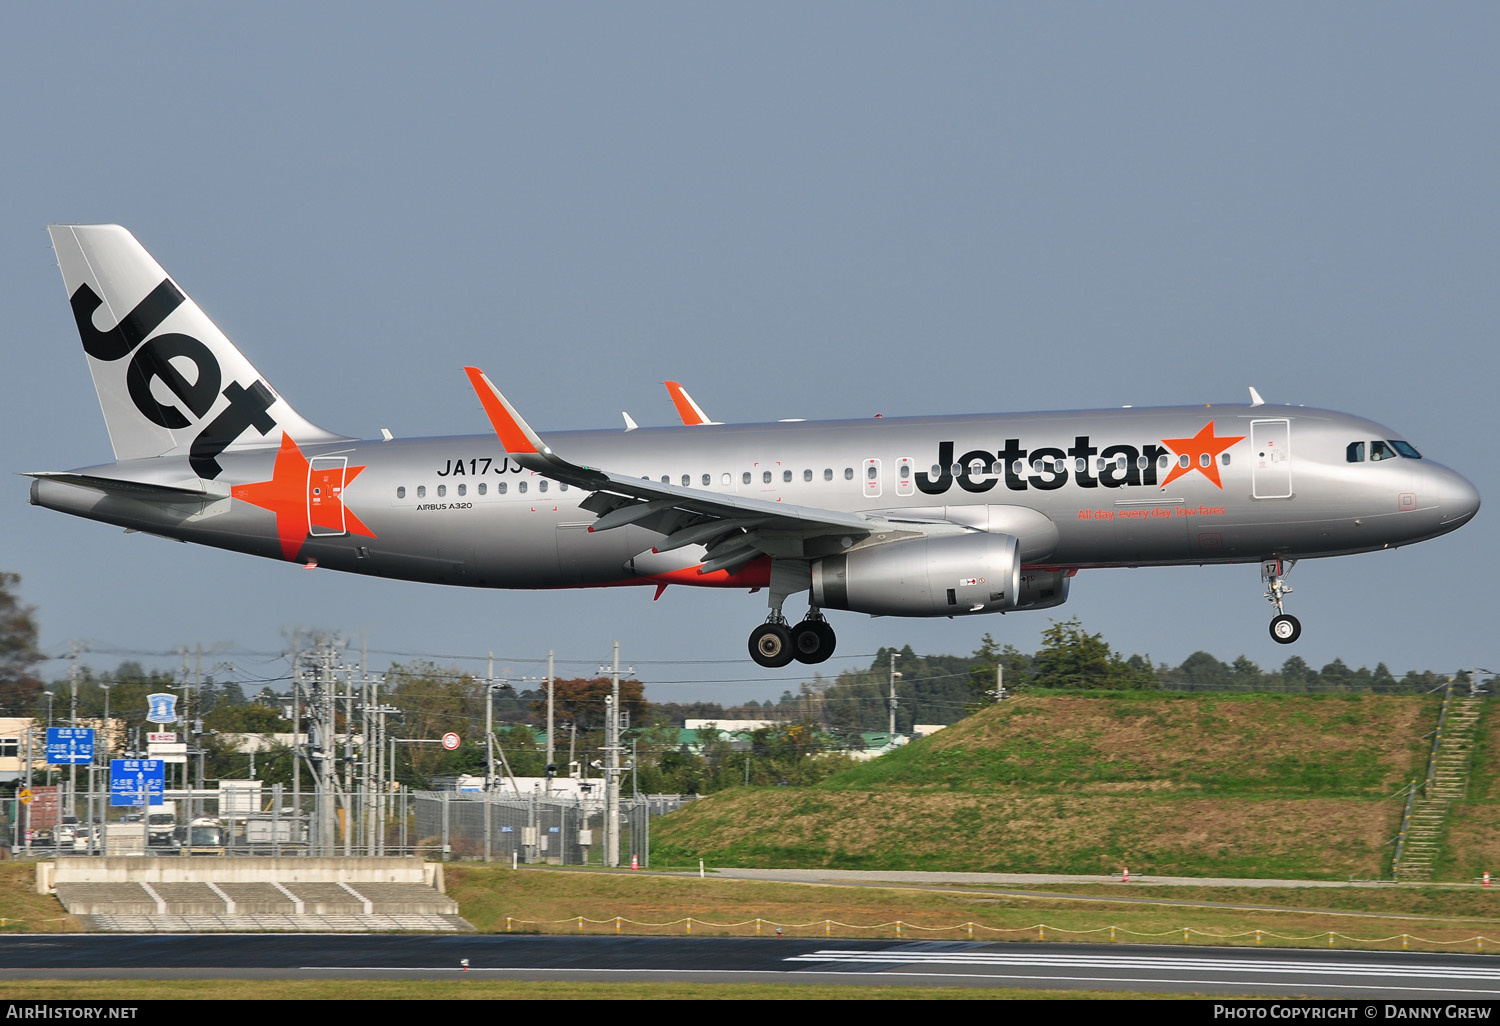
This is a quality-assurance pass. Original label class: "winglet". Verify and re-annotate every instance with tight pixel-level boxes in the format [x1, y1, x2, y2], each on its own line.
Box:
[1248, 386, 1265, 407]
[622, 412, 639, 432]
[665, 380, 715, 426]
[465, 367, 547, 454]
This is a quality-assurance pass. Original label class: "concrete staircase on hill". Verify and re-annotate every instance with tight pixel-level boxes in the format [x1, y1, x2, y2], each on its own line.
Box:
[1393, 694, 1484, 883]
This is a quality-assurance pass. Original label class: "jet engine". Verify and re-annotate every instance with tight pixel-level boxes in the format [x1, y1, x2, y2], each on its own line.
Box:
[1014, 569, 1071, 610]
[810, 532, 1020, 617]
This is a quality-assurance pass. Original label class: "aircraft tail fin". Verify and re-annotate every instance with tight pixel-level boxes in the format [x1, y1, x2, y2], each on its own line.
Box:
[47, 224, 348, 480]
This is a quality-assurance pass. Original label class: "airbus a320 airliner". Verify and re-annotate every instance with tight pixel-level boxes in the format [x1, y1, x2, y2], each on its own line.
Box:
[29, 226, 1481, 667]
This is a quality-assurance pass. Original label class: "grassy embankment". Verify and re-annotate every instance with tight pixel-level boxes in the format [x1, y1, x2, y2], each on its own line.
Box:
[652, 692, 1464, 879]
[1439, 697, 1500, 882]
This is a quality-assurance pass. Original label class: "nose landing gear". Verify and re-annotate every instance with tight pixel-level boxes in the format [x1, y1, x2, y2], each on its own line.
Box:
[1262, 558, 1301, 644]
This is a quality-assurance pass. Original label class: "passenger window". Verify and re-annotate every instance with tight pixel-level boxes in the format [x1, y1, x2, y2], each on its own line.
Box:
[681, 475, 690, 487]
[722, 473, 732, 486]
[803, 469, 813, 482]
[867, 466, 877, 480]
[743, 472, 752, 485]
[844, 468, 854, 480]
[1199, 454, 1210, 468]
[1159, 454, 1170, 470]
[1137, 456, 1148, 470]
[661, 475, 670, 484]
[397, 486, 406, 499]
[478, 483, 487, 495]
[1075, 458, 1087, 473]
[498, 482, 507, 494]
[437, 484, 446, 497]
[457, 484, 466, 496]
[518, 481, 527, 494]
[931, 465, 942, 478]
[1179, 455, 1190, 468]
[898, 465, 909, 479]
[539, 480, 547, 492]
[763, 471, 772, 484]
[783, 470, 792, 483]
[1371, 440, 1398, 461]
[950, 464, 962, 475]
[823, 469, 833, 481]
[560, 483, 567, 492]
[702, 474, 711, 487]
[417, 486, 426, 498]
[1219, 454, 1230, 466]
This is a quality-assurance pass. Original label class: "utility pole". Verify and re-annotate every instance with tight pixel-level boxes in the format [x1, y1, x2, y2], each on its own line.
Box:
[321, 636, 337, 854]
[291, 632, 301, 836]
[486, 652, 496, 792]
[888, 651, 901, 739]
[545, 650, 555, 794]
[67, 642, 80, 817]
[605, 641, 620, 868]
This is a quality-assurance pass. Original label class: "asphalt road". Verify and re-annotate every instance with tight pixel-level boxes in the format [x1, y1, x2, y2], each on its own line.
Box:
[4, 935, 1500, 998]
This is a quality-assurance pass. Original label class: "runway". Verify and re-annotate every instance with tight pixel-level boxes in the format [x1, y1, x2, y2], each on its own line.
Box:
[5, 935, 1500, 998]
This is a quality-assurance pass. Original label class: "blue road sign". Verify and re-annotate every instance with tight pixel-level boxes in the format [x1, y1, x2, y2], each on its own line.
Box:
[109, 759, 165, 807]
[46, 727, 95, 765]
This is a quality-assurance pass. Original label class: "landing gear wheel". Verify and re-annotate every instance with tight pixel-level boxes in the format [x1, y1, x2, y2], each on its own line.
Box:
[749, 623, 795, 668]
[791, 620, 837, 664]
[1269, 614, 1301, 645]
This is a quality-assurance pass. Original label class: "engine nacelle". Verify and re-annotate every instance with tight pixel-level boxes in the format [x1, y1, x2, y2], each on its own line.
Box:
[1014, 568, 1071, 610]
[811, 532, 1021, 617]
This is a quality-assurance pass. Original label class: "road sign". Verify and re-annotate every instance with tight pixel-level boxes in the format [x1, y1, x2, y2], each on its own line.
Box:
[46, 727, 95, 765]
[147, 732, 178, 744]
[109, 759, 165, 807]
[442, 732, 460, 750]
[146, 693, 177, 724]
[17, 787, 33, 806]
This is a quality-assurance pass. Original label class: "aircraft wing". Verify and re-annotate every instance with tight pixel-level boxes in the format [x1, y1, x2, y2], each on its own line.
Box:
[465, 368, 953, 572]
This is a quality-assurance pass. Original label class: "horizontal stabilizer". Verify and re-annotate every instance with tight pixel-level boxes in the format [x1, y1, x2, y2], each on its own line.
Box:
[23, 470, 210, 499]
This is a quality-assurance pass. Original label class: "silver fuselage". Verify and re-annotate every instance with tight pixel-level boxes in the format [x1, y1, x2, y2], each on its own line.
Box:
[30, 403, 1481, 595]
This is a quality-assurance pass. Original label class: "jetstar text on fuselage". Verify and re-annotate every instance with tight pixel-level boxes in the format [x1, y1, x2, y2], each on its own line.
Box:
[914, 424, 1245, 495]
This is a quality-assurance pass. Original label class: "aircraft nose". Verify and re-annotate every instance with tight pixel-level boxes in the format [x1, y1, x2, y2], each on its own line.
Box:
[1438, 467, 1481, 527]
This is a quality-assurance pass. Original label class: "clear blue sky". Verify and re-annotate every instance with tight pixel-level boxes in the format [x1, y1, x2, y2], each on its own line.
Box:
[3, 3, 1496, 703]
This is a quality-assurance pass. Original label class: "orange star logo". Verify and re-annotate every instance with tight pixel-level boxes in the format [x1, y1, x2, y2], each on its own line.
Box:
[1158, 421, 1245, 490]
[231, 433, 375, 561]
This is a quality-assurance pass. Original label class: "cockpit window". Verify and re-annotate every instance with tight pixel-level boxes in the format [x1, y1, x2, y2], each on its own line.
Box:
[1370, 440, 1398, 461]
[1346, 442, 1365, 463]
[1389, 440, 1422, 459]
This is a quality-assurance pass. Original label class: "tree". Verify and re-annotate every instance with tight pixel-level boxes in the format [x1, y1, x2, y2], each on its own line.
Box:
[970, 633, 1034, 700]
[1032, 618, 1158, 690]
[0, 573, 42, 715]
[534, 677, 647, 732]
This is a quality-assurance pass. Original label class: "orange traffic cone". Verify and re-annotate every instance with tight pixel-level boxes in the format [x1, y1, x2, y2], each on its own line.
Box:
[630, 854, 639, 870]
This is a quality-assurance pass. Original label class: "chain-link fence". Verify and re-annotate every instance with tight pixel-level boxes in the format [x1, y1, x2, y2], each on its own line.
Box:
[5, 783, 692, 863]
[411, 791, 692, 866]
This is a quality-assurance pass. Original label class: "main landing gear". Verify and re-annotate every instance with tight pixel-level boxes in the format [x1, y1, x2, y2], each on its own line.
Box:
[749, 611, 837, 668]
[1261, 558, 1301, 645]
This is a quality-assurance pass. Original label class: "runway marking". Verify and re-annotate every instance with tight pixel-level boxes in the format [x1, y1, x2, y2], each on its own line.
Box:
[786, 949, 1500, 982]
